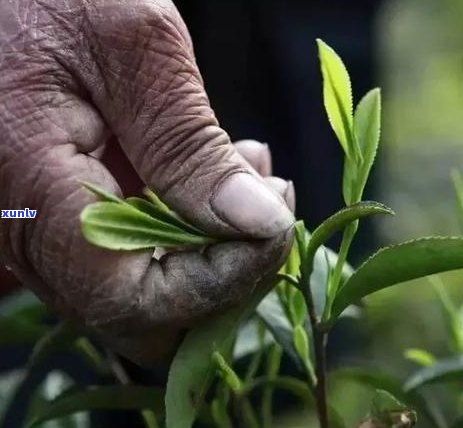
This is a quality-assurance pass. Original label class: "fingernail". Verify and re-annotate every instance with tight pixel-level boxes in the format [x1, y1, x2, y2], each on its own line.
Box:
[212, 173, 295, 238]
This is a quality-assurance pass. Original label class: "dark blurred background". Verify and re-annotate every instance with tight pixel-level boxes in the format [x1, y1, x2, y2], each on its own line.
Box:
[176, 0, 379, 246]
[3, 0, 463, 426]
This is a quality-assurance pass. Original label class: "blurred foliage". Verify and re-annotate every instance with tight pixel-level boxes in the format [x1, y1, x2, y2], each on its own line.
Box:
[378, 0, 463, 240]
[325, 0, 463, 427]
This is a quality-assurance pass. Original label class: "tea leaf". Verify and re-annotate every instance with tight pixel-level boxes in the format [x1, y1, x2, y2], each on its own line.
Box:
[360, 390, 417, 428]
[126, 197, 205, 236]
[81, 183, 215, 251]
[353, 88, 381, 200]
[81, 181, 124, 203]
[371, 390, 408, 415]
[291, 291, 307, 326]
[211, 396, 233, 428]
[0, 291, 45, 321]
[143, 188, 171, 213]
[404, 349, 436, 367]
[283, 226, 303, 278]
[293, 325, 310, 364]
[404, 355, 463, 392]
[317, 39, 354, 157]
[0, 293, 48, 347]
[0, 316, 47, 346]
[311, 245, 354, 317]
[329, 237, 463, 323]
[233, 318, 273, 360]
[212, 352, 242, 393]
[165, 279, 274, 428]
[27, 386, 164, 427]
[307, 202, 394, 266]
[293, 325, 316, 384]
[81, 202, 214, 250]
[257, 292, 300, 366]
[330, 368, 439, 427]
[343, 157, 357, 205]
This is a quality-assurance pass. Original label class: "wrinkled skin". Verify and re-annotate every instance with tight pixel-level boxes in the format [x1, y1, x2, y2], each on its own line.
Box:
[0, 0, 295, 366]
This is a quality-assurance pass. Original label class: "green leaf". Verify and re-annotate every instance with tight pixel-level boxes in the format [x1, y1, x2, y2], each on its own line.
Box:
[126, 197, 205, 236]
[233, 319, 273, 360]
[27, 386, 164, 427]
[329, 408, 347, 428]
[307, 202, 394, 266]
[211, 396, 233, 428]
[293, 325, 316, 384]
[311, 245, 354, 317]
[257, 292, 300, 366]
[330, 368, 441, 427]
[317, 39, 354, 157]
[143, 188, 171, 213]
[451, 169, 463, 233]
[329, 237, 463, 323]
[165, 279, 275, 428]
[282, 226, 302, 278]
[404, 349, 436, 367]
[81, 201, 214, 250]
[353, 88, 381, 200]
[404, 355, 463, 392]
[371, 390, 409, 414]
[80, 181, 124, 203]
[0, 291, 45, 321]
[364, 390, 417, 428]
[142, 410, 159, 428]
[212, 352, 242, 392]
[291, 291, 307, 326]
[81, 183, 215, 251]
[293, 325, 310, 364]
[293, 220, 308, 288]
[0, 316, 47, 346]
[342, 157, 357, 206]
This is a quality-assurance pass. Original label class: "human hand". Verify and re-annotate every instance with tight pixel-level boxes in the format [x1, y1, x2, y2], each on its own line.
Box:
[0, 0, 294, 365]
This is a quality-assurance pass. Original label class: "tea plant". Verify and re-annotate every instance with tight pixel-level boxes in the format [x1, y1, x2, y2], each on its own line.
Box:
[3, 39, 463, 428]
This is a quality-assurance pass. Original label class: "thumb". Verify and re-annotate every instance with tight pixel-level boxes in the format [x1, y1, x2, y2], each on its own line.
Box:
[78, 1, 294, 237]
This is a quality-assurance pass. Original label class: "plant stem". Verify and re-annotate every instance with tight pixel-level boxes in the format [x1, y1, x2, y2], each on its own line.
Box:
[323, 221, 358, 321]
[330, 221, 357, 295]
[313, 330, 329, 428]
[300, 266, 329, 428]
